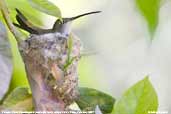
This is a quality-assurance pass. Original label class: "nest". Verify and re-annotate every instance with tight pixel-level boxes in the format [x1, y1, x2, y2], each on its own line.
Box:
[19, 32, 81, 110]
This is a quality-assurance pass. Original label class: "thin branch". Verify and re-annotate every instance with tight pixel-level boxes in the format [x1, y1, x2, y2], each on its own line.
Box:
[0, 0, 24, 43]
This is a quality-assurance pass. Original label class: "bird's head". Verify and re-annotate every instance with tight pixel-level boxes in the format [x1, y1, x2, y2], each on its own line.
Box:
[52, 11, 101, 35]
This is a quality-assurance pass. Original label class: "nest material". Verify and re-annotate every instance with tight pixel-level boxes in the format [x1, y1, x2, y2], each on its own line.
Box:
[19, 32, 81, 110]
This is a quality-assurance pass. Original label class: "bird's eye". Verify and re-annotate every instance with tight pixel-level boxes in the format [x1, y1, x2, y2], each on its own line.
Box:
[58, 21, 61, 25]
[57, 19, 63, 24]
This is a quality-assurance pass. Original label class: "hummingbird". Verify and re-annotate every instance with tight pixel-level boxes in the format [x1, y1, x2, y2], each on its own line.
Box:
[13, 8, 101, 35]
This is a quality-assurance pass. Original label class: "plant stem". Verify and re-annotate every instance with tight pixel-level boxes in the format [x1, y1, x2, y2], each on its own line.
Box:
[0, 0, 24, 43]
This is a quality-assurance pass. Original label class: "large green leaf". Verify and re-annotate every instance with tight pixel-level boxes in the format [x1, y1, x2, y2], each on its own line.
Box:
[1, 87, 33, 111]
[28, 0, 62, 19]
[136, 0, 160, 38]
[113, 77, 158, 114]
[76, 87, 115, 114]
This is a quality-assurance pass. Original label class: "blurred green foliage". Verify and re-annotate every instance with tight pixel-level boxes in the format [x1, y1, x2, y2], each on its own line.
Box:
[2, 87, 32, 111]
[28, 0, 62, 20]
[6, 0, 45, 26]
[8, 33, 29, 91]
[76, 87, 115, 114]
[136, 0, 161, 39]
[113, 77, 158, 114]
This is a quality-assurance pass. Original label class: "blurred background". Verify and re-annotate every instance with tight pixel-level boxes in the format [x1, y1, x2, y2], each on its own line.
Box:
[2, 0, 170, 112]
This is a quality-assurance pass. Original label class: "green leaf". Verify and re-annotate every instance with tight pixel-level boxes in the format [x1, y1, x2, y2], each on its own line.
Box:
[76, 87, 115, 114]
[67, 34, 73, 62]
[1, 87, 33, 111]
[28, 0, 62, 19]
[113, 77, 158, 114]
[136, 0, 160, 38]
[64, 34, 74, 70]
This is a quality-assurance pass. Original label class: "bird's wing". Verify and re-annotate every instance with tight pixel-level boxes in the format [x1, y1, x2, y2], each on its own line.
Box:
[14, 8, 47, 34]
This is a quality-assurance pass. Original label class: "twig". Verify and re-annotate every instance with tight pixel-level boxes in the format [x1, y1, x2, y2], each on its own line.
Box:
[0, 0, 24, 43]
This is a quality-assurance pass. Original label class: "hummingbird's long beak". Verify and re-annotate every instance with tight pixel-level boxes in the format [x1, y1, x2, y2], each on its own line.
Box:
[58, 11, 101, 35]
[63, 11, 101, 23]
